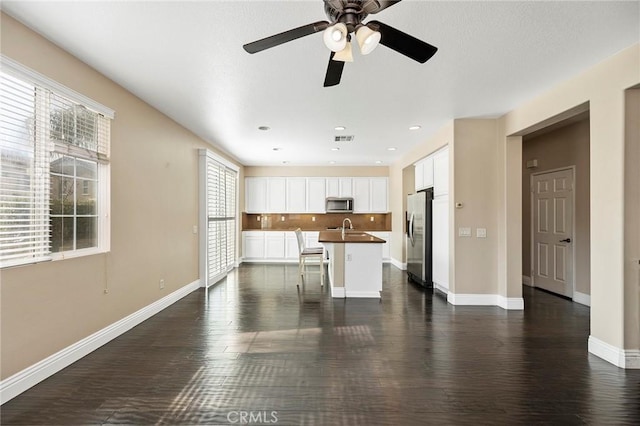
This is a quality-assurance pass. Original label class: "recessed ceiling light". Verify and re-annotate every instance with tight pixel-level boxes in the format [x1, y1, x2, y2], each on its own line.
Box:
[258, 126, 270, 131]
[334, 126, 346, 131]
[329, 161, 336, 164]
[409, 125, 421, 130]
[387, 147, 397, 151]
[375, 160, 383, 164]
[331, 147, 340, 151]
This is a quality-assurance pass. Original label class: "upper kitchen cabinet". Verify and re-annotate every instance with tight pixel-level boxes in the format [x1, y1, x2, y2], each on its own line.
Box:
[414, 156, 434, 192]
[285, 178, 307, 213]
[245, 177, 268, 213]
[353, 177, 388, 213]
[326, 177, 353, 198]
[433, 146, 449, 197]
[307, 178, 326, 213]
[245, 177, 286, 213]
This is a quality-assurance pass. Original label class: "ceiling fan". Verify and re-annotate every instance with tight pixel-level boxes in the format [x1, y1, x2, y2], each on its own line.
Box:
[243, 0, 438, 87]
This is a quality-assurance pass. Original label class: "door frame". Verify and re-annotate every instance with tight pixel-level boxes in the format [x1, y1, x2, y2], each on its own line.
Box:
[529, 166, 577, 298]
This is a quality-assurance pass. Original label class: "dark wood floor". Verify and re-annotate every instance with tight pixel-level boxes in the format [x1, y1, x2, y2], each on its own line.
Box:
[2, 264, 639, 425]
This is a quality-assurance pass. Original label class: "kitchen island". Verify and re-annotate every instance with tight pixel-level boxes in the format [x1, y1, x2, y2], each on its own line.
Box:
[318, 230, 386, 298]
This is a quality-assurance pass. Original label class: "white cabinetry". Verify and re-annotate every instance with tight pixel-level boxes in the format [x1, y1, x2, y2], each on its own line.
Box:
[285, 178, 307, 213]
[353, 177, 388, 213]
[433, 147, 449, 197]
[432, 197, 449, 292]
[265, 231, 286, 259]
[245, 178, 267, 213]
[285, 233, 299, 260]
[307, 178, 326, 213]
[326, 177, 353, 198]
[369, 232, 391, 261]
[243, 231, 265, 259]
[267, 178, 286, 212]
[414, 157, 434, 192]
[246, 176, 387, 213]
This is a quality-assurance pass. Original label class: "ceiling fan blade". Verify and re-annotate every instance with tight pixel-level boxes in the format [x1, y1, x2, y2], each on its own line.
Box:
[362, 0, 402, 14]
[324, 52, 345, 87]
[368, 20, 437, 63]
[243, 21, 330, 54]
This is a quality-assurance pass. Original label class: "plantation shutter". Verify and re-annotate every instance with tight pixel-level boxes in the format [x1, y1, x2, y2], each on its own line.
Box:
[0, 72, 51, 266]
[201, 150, 237, 287]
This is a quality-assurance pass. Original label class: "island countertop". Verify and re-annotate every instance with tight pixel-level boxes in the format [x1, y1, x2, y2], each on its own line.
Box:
[318, 230, 386, 244]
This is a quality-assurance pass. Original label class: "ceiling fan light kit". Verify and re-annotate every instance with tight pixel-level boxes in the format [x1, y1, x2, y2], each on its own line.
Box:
[355, 25, 381, 55]
[323, 22, 348, 51]
[243, 0, 437, 87]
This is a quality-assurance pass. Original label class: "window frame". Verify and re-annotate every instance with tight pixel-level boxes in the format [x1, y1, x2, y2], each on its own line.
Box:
[0, 55, 113, 267]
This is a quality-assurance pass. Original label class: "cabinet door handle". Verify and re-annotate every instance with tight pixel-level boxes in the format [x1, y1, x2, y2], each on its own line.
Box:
[559, 238, 571, 243]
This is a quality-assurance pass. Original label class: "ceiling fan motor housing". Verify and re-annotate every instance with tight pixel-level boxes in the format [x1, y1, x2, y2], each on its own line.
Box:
[324, 1, 369, 32]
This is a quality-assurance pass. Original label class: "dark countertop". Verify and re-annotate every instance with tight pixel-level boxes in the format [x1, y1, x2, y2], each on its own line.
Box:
[318, 230, 386, 244]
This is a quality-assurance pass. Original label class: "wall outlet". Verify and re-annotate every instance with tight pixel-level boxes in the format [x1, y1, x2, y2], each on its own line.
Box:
[257, 216, 261, 221]
[312, 216, 316, 221]
[458, 227, 471, 237]
[370, 216, 374, 221]
[159, 279, 165, 289]
[477, 228, 487, 238]
[281, 216, 285, 221]
[192, 225, 198, 234]
[346, 254, 352, 261]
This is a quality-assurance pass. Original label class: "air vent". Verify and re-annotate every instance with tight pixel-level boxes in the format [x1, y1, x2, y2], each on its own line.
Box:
[334, 135, 355, 142]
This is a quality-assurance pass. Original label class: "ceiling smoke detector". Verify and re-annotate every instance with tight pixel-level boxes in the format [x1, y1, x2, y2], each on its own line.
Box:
[334, 135, 355, 142]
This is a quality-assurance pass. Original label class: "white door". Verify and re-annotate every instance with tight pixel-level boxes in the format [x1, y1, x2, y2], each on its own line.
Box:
[532, 169, 574, 297]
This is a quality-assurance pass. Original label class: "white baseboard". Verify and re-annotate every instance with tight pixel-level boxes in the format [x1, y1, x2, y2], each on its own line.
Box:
[447, 293, 524, 310]
[330, 286, 345, 298]
[345, 291, 381, 298]
[497, 295, 525, 310]
[588, 336, 640, 369]
[0, 279, 201, 404]
[522, 275, 532, 286]
[573, 291, 591, 307]
[390, 257, 406, 270]
[433, 282, 449, 296]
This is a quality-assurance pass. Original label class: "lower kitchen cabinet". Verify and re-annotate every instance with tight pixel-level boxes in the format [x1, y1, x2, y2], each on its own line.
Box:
[242, 231, 383, 262]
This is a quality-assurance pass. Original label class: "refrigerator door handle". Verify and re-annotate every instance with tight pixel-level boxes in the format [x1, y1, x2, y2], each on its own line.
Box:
[408, 213, 415, 246]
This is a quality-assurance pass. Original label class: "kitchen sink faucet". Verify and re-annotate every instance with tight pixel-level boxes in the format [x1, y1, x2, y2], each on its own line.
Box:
[342, 218, 353, 239]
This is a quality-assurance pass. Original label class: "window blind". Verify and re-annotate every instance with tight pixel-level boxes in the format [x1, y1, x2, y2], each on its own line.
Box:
[204, 152, 237, 285]
[0, 73, 51, 266]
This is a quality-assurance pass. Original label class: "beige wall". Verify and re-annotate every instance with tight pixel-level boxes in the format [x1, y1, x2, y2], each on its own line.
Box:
[624, 88, 640, 349]
[451, 119, 499, 295]
[502, 44, 640, 349]
[522, 118, 591, 295]
[0, 14, 242, 379]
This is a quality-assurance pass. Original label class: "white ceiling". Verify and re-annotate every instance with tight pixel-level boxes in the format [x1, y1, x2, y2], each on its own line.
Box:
[3, 1, 638, 166]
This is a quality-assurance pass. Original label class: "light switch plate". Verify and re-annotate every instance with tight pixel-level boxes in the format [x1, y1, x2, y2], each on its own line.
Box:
[459, 227, 471, 237]
[477, 228, 487, 238]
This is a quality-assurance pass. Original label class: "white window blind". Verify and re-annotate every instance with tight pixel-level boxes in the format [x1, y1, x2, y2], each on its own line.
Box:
[200, 149, 238, 287]
[0, 59, 112, 268]
[0, 73, 51, 265]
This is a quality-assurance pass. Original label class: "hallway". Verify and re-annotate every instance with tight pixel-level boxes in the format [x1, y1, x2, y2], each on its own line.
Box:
[2, 264, 638, 425]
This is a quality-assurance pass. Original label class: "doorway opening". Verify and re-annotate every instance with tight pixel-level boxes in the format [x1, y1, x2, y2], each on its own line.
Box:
[521, 111, 591, 305]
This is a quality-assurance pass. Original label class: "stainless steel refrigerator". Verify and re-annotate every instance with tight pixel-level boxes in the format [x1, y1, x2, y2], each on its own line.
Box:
[407, 189, 433, 287]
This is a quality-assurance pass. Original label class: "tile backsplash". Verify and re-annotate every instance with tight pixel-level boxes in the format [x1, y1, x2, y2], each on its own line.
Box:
[242, 213, 391, 231]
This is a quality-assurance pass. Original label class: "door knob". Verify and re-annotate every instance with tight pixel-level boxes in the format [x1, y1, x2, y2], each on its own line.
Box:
[560, 238, 571, 243]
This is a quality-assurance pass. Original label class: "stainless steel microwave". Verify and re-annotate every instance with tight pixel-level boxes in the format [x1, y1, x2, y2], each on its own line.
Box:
[326, 197, 354, 213]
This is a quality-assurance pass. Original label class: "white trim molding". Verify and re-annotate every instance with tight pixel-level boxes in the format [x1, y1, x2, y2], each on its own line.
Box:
[573, 291, 591, 307]
[522, 275, 532, 286]
[390, 257, 406, 270]
[447, 293, 524, 310]
[345, 291, 381, 298]
[433, 282, 449, 296]
[588, 336, 640, 369]
[0, 280, 201, 404]
[330, 287, 346, 298]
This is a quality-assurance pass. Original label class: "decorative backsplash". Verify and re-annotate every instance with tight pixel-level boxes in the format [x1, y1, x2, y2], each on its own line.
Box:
[242, 213, 391, 231]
